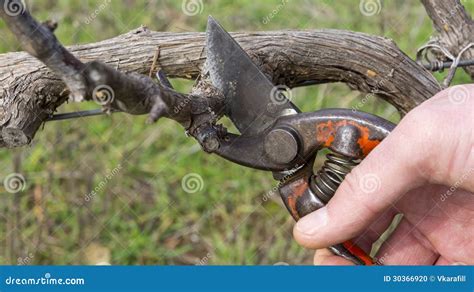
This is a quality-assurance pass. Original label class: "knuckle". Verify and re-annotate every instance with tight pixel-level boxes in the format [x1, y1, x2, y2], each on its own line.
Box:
[396, 108, 440, 176]
[395, 97, 472, 183]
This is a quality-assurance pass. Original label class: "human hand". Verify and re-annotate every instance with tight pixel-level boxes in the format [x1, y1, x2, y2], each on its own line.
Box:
[293, 85, 474, 265]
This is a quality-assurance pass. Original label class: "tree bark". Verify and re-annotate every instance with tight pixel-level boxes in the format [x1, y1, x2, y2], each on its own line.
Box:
[421, 0, 474, 79]
[0, 27, 442, 148]
[0, 3, 201, 148]
[3, 1, 474, 149]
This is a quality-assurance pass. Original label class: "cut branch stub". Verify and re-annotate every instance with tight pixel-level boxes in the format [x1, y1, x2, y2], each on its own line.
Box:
[0, 0, 87, 101]
[83, 61, 193, 125]
[0, 2, 444, 148]
[0, 2, 195, 147]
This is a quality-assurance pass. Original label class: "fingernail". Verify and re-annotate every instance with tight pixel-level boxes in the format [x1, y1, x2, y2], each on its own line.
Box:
[295, 207, 329, 235]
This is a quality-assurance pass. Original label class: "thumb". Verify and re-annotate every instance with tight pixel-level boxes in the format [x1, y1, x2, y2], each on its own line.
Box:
[293, 115, 430, 249]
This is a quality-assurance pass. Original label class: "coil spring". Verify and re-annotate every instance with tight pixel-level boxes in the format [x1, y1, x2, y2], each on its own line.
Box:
[310, 153, 359, 204]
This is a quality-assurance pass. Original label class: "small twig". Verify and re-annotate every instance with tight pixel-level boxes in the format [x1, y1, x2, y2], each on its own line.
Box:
[0, 0, 87, 101]
[0, 2, 195, 147]
[156, 70, 174, 89]
[149, 46, 160, 78]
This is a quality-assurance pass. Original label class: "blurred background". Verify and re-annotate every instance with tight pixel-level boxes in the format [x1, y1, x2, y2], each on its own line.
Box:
[0, 0, 472, 265]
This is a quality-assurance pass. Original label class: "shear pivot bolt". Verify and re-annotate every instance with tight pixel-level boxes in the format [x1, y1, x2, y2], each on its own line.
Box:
[264, 129, 298, 164]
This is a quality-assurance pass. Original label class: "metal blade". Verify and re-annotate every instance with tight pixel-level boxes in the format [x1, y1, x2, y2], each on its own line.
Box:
[205, 16, 298, 136]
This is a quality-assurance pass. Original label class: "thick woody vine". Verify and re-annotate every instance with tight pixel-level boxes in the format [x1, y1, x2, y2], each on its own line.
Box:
[0, 0, 472, 149]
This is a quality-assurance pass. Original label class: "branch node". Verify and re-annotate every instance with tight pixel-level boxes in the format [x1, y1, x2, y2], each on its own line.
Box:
[2, 127, 29, 148]
[147, 98, 168, 124]
[42, 19, 58, 32]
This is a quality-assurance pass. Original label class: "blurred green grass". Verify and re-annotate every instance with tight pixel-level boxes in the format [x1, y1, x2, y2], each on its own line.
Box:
[0, 0, 472, 265]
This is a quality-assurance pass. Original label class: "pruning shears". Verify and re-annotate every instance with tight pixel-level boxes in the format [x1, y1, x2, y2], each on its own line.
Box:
[46, 16, 395, 265]
[204, 17, 395, 265]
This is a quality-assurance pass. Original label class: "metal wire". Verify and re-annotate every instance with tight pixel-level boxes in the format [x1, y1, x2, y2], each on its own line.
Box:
[416, 41, 474, 88]
[46, 70, 172, 122]
[46, 109, 119, 122]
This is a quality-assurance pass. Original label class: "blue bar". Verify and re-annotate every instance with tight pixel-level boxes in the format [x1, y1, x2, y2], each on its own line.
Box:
[0, 266, 472, 291]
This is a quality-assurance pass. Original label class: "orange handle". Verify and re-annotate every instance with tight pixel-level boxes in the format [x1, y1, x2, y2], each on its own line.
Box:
[279, 163, 376, 265]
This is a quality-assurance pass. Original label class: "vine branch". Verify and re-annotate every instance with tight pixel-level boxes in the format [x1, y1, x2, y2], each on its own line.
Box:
[0, 0, 450, 148]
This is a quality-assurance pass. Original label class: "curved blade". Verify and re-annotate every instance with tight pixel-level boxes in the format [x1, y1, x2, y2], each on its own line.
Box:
[205, 16, 298, 136]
